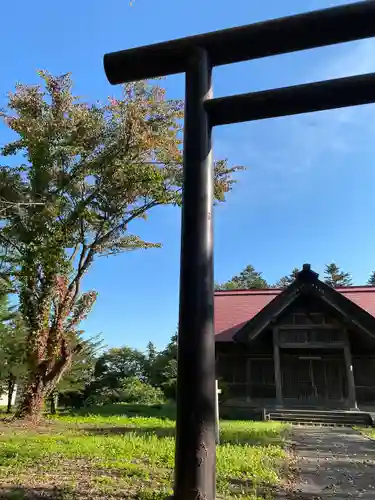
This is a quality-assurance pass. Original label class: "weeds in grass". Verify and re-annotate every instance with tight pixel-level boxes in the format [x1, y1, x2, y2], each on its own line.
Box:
[0, 409, 289, 499]
[355, 426, 375, 439]
[65, 403, 176, 420]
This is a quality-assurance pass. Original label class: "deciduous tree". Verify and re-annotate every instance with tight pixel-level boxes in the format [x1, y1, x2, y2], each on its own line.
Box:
[0, 72, 241, 421]
[93, 346, 147, 390]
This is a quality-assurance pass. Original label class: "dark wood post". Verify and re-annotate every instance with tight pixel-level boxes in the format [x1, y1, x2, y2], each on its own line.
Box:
[103, 4, 375, 496]
[273, 327, 283, 407]
[343, 331, 357, 409]
[6, 373, 16, 414]
[174, 47, 216, 500]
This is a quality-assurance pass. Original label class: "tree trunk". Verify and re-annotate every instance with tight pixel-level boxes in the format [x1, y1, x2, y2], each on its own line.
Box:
[15, 358, 71, 422]
[49, 391, 58, 415]
[15, 371, 46, 422]
[6, 373, 16, 414]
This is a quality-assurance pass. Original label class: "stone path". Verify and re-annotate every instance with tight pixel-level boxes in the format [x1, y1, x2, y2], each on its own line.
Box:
[286, 426, 375, 499]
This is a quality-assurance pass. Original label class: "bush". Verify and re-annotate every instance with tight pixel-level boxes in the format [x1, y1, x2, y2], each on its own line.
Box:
[84, 387, 121, 407]
[70, 402, 176, 419]
[84, 378, 165, 407]
[161, 378, 177, 400]
[120, 377, 165, 404]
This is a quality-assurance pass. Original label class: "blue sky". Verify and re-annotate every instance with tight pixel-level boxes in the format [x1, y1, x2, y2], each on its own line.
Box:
[1, 0, 375, 351]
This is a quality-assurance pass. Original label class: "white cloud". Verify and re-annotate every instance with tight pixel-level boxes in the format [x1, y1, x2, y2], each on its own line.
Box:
[214, 37, 375, 207]
[258, 38, 375, 177]
[323, 38, 375, 80]
[309, 38, 375, 131]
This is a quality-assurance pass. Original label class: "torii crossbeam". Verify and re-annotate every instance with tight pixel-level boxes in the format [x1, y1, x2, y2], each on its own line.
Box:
[103, 2, 375, 499]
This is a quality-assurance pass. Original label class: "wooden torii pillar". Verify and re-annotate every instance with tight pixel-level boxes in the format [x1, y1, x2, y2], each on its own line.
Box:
[103, 3, 375, 498]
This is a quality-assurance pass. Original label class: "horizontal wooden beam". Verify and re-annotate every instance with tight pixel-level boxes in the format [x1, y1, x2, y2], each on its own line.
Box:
[205, 72, 375, 126]
[278, 324, 341, 330]
[279, 342, 345, 349]
[104, 1, 375, 84]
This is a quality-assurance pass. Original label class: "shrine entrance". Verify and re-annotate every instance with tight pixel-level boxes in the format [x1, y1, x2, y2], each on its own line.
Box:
[281, 353, 347, 408]
[104, 2, 375, 498]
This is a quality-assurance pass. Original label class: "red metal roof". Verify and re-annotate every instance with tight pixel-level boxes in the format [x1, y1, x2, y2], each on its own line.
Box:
[214, 286, 375, 341]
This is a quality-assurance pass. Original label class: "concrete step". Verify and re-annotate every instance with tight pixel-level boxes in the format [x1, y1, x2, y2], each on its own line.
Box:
[266, 409, 373, 426]
[266, 408, 363, 415]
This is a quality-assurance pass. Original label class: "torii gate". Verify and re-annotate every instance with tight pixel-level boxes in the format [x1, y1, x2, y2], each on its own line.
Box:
[103, 3, 375, 499]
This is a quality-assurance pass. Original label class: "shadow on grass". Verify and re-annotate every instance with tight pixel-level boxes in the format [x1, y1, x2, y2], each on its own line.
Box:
[81, 425, 280, 446]
[81, 425, 176, 438]
[65, 403, 176, 420]
[0, 486, 171, 499]
[0, 486, 73, 499]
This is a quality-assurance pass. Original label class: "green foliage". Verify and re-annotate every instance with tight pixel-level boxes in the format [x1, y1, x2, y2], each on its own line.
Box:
[146, 334, 177, 399]
[120, 377, 164, 404]
[0, 291, 26, 412]
[0, 295, 27, 382]
[54, 333, 104, 411]
[57, 334, 104, 393]
[70, 402, 176, 419]
[84, 386, 122, 407]
[324, 263, 352, 287]
[216, 264, 269, 290]
[82, 334, 178, 406]
[0, 316, 27, 380]
[84, 378, 164, 407]
[367, 271, 375, 286]
[144, 341, 158, 382]
[274, 267, 299, 289]
[215, 280, 238, 290]
[0, 71, 241, 419]
[94, 346, 147, 388]
[83, 345, 149, 406]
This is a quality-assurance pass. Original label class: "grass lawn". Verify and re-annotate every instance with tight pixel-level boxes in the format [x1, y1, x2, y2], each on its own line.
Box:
[356, 427, 375, 439]
[0, 405, 290, 500]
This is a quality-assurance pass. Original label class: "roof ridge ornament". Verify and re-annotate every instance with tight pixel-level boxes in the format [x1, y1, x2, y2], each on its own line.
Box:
[297, 263, 319, 282]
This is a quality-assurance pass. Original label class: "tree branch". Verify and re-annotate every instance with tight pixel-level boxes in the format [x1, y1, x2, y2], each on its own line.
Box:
[69, 244, 80, 263]
[44, 340, 82, 385]
[97, 199, 160, 248]
[0, 233, 22, 254]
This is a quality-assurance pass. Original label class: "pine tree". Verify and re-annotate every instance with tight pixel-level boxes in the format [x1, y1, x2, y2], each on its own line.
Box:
[216, 264, 268, 290]
[150, 333, 178, 399]
[50, 333, 104, 413]
[367, 271, 375, 286]
[144, 341, 159, 385]
[0, 288, 26, 413]
[324, 263, 352, 288]
[275, 267, 299, 289]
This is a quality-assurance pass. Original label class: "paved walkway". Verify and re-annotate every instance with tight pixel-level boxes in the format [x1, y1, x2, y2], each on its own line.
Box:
[287, 426, 375, 499]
